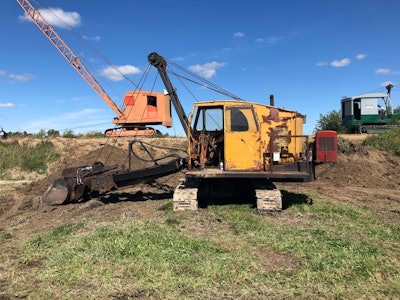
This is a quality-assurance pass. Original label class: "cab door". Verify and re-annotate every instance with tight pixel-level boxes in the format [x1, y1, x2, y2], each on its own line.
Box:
[224, 105, 262, 171]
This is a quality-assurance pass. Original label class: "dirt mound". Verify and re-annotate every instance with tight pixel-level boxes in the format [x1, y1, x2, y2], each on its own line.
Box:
[18, 137, 187, 198]
[328, 138, 399, 189]
[337, 136, 369, 155]
[279, 136, 400, 224]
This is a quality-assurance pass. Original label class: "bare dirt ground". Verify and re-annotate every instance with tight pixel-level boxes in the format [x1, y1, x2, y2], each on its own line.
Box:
[0, 135, 399, 296]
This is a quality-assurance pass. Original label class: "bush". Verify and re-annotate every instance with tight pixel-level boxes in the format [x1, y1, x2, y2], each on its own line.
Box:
[363, 128, 400, 156]
[35, 129, 46, 139]
[47, 129, 60, 137]
[62, 129, 75, 138]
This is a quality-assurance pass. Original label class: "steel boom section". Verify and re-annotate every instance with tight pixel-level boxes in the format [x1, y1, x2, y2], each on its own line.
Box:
[16, 0, 123, 117]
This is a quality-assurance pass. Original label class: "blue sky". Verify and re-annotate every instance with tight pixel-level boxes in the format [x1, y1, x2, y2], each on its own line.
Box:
[1, 0, 399, 136]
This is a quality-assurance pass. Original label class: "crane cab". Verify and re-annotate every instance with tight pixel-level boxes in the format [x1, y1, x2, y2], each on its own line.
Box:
[120, 90, 172, 126]
[340, 89, 400, 133]
[107, 90, 172, 136]
[187, 100, 306, 173]
[341, 93, 392, 127]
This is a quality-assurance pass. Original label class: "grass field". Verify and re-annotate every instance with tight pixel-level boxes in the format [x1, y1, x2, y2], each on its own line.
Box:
[12, 197, 399, 299]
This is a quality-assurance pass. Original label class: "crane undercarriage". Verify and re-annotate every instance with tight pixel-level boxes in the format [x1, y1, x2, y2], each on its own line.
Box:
[173, 176, 282, 211]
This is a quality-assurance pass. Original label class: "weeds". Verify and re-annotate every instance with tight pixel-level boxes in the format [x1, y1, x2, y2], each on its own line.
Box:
[0, 140, 59, 176]
[363, 128, 400, 156]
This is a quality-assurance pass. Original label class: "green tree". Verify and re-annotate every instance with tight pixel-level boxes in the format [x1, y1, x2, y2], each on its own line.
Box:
[47, 129, 60, 137]
[62, 129, 75, 138]
[36, 129, 46, 138]
[314, 110, 347, 133]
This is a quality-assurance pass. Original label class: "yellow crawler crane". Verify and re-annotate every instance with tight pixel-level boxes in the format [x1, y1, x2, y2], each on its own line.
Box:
[148, 53, 337, 211]
[173, 100, 332, 211]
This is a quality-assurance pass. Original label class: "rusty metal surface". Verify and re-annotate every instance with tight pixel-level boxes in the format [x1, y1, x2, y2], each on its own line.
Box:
[114, 158, 184, 187]
[42, 178, 69, 205]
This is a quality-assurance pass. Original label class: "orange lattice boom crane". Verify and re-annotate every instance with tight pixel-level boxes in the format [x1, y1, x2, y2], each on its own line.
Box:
[16, 0, 173, 136]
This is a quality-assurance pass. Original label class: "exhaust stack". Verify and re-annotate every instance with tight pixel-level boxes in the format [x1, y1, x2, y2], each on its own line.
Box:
[270, 94, 275, 106]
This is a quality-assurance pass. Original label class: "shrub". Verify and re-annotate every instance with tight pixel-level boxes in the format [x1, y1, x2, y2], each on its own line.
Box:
[62, 129, 75, 138]
[363, 128, 400, 156]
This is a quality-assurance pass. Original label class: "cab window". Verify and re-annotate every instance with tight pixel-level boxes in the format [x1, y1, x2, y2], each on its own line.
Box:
[227, 106, 258, 132]
[194, 107, 223, 132]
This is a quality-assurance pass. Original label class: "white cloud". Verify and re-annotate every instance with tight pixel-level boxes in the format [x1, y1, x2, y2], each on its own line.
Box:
[330, 58, 351, 67]
[0, 70, 35, 83]
[254, 36, 284, 45]
[234, 32, 245, 38]
[171, 56, 186, 62]
[266, 36, 284, 44]
[356, 54, 367, 60]
[19, 7, 81, 28]
[83, 35, 101, 42]
[0, 102, 15, 108]
[318, 54, 365, 68]
[8, 73, 35, 82]
[99, 65, 141, 82]
[187, 61, 227, 79]
[375, 68, 400, 75]
[375, 68, 391, 75]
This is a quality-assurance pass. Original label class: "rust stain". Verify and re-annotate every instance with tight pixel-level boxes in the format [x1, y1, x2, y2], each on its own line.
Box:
[269, 107, 280, 122]
[262, 107, 280, 124]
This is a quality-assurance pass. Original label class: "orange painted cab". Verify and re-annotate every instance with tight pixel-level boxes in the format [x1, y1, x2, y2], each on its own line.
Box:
[114, 90, 172, 127]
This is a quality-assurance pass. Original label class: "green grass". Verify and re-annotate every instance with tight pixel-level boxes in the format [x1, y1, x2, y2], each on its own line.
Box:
[0, 140, 59, 176]
[216, 203, 399, 296]
[17, 197, 400, 299]
[363, 128, 400, 156]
